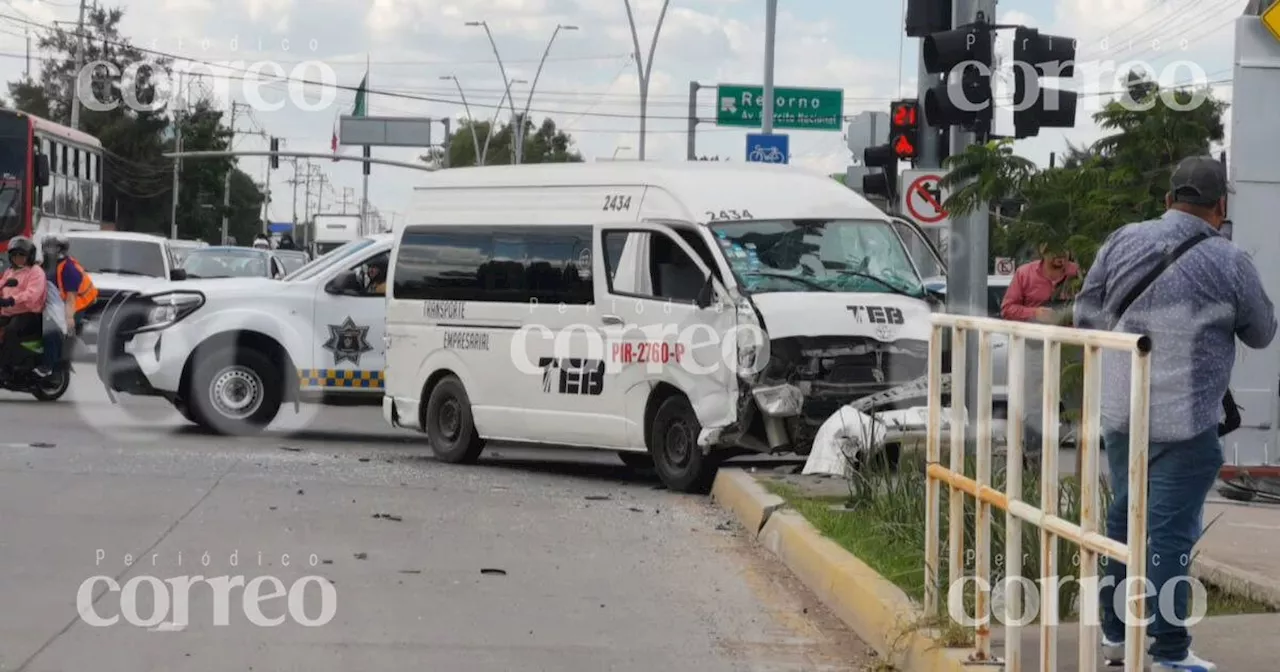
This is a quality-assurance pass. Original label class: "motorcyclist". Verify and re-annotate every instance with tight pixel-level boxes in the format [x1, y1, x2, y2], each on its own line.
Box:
[0, 237, 48, 377]
[277, 233, 298, 250]
[37, 233, 97, 377]
[252, 234, 271, 250]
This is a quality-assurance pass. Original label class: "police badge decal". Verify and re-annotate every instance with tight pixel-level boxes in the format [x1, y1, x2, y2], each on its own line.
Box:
[323, 317, 373, 365]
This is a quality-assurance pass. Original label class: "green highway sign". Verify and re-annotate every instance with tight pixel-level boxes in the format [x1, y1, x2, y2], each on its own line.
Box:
[715, 84, 844, 131]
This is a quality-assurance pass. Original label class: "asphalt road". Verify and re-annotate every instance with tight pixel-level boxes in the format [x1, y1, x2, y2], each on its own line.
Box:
[0, 375, 874, 672]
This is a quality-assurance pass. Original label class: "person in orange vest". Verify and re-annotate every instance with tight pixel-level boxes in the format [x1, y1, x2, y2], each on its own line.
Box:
[37, 233, 97, 376]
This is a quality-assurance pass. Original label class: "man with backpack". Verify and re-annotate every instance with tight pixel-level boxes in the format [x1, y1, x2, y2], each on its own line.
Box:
[1075, 157, 1276, 672]
[37, 233, 97, 377]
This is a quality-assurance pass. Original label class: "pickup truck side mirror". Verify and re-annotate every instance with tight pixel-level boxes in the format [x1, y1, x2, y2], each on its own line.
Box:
[695, 276, 715, 309]
[325, 270, 363, 296]
[170, 268, 187, 281]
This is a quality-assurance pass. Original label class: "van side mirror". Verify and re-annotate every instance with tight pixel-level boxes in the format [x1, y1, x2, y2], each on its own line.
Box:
[169, 268, 187, 281]
[34, 154, 49, 188]
[325, 270, 363, 296]
[695, 276, 715, 309]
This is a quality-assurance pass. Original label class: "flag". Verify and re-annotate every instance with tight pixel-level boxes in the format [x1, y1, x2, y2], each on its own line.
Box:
[352, 72, 368, 117]
[331, 116, 339, 162]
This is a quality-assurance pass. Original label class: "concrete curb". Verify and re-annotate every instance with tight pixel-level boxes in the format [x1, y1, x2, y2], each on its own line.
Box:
[710, 469, 983, 672]
[709, 469, 785, 535]
[1193, 554, 1280, 609]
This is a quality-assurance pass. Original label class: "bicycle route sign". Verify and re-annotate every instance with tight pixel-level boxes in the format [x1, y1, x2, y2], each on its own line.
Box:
[901, 170, 949, 226]
[745, 133, 789, 164]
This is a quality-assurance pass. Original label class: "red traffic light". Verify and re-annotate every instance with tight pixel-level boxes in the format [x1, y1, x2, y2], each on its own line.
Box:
[892, 133, 917, 160]
[891, 100, 920, 129]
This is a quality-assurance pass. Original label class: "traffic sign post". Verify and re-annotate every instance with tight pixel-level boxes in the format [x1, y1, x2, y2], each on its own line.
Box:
[716, 84, 843, 131]
[995, 257, 1015, 276]
[745, 133, 789, 164]
[900, 169, 949, 226]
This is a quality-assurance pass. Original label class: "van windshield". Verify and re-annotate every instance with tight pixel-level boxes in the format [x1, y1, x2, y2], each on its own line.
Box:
[709, 219, 925, 298]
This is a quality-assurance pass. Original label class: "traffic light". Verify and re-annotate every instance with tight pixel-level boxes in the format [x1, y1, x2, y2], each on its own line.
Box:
[905, 0, 952, 37]
[889, 99, 920, 161]
[269, 137, 279, 169]
[922, 22, 994, 134]
[862, 143, 898, 201]
[1012, 27, 1078, 139]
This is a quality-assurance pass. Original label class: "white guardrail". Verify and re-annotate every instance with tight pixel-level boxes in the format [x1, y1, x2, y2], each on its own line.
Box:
[924, 313, 1153, 671]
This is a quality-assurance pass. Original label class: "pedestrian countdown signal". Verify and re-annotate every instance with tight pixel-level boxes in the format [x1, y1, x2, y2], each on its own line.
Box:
[889, 99, 920, 161]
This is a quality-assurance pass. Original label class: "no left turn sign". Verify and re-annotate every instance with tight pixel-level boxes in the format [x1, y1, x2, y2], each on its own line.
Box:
[900, 170, 948, 226]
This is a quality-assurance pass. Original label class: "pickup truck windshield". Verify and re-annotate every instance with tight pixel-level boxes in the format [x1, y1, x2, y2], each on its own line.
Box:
[67, 237, 168, 278]
[285, 238, 375, 281]
[709, 219, 925, 298]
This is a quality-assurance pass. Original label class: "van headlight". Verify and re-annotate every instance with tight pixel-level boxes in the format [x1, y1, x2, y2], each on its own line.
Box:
[137, 292, 204, 333]
[752, 383, 804, 417]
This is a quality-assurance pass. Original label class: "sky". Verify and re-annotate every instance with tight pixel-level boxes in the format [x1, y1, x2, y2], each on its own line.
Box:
[0, 0, 1246, 227]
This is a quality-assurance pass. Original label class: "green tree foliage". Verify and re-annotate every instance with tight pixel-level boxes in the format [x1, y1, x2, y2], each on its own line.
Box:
[422, 117, 583, 168]
[939, 71, 1227, 269]
[7, 4, 263, 242]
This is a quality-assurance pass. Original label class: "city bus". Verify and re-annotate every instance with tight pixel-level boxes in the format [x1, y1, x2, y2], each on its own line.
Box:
[0, 108, 103, 254]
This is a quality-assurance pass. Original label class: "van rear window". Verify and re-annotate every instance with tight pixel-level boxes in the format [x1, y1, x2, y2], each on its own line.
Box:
[393, 225, 593, 304]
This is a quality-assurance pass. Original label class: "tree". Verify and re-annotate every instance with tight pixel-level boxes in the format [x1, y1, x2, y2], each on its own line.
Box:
[6, 3, 264, 239]
[422, 117, 583, 168]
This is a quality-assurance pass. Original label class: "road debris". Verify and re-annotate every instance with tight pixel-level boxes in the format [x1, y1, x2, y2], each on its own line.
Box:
[372, 513, 403, 522]
[480, 568, 506, 576]
[584, 495, 611, 501]
[279, 445, 301, 452]
[354, 552, 368, 560]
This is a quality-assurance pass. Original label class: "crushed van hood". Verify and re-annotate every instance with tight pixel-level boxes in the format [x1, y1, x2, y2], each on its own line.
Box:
[748, 292, 932, 342]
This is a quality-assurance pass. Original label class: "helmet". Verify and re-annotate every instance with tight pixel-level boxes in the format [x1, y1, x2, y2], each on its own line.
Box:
[368, 256, 388, 276]
[7, 236, 36, 261]
[41, 232, 68, 256]
[252, 238, 270, 249]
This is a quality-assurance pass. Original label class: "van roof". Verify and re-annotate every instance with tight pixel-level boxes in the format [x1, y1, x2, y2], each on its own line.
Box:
[66, 231, 168, 243]
[413, 161, 887, 223]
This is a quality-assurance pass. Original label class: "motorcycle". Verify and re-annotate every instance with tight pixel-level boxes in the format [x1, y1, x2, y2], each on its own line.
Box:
[0, 332, 72, 401]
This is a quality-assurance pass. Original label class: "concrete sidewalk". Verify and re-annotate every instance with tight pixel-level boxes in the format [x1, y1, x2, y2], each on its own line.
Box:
[988, 613, 1280, 669]
[1194, 496, 1280, 606]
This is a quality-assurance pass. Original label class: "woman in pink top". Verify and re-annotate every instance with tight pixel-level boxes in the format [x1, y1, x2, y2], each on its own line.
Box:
[0, 236, 47, 375]
[1000, 245, 1079, 458]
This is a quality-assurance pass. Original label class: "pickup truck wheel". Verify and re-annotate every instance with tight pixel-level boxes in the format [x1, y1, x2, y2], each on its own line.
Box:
[425, 375, 485, 463]
[649, 395, 715, 493]
[190, 348, 282, 435]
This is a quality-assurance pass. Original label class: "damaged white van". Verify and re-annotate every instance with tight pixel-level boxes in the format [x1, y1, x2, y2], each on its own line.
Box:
[383, 162, 941, 492]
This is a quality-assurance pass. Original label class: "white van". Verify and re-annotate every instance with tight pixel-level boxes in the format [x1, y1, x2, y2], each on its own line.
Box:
[383, 162, 939, 491]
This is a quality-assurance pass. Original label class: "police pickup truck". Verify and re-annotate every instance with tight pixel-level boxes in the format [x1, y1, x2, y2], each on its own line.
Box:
[96, 234, 391, 433]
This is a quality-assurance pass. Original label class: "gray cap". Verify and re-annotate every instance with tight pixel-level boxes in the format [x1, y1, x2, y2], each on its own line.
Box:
[1170, 156, 1233, 206]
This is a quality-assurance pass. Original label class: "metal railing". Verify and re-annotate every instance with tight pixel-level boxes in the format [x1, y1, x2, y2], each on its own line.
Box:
[924, 313, 1153, 671]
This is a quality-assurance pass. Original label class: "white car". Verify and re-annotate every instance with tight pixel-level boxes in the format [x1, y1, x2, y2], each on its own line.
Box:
[64, 231, 184, 356]
[95, 235, 391, 433]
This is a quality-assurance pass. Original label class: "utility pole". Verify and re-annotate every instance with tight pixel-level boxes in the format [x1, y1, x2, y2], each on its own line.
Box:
[686, 81, 701, 160]
[220, 102, 241, 245]
[303, 160, 313, 225]
[290, 158, 300, 240]
[762, 0, 777, 134]
[169, 74, 183, 239]
[261, 136, 272, 236]
[70, 0, 88, 129]
[341, 187, 353, 213]
[25, 28, 30, 80]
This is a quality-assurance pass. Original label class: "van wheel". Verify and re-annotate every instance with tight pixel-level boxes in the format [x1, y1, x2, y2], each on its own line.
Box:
[425, 375, 485, 464]
[618, 452, 654, 471]
[189, 348, 282, 435]
[650, 395, 715, 493]
[173, 399, 200, 426]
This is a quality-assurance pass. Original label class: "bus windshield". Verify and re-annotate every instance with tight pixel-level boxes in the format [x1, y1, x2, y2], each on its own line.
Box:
[0, 112, 27, 241]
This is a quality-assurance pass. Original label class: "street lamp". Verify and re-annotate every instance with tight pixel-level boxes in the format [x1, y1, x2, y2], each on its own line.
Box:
[479, 78, 526, 166]
[517, 24, 579, 164]
[622, 0, 671, 160]
[466, 20, 519, 164]
[441, 75, 482, 166]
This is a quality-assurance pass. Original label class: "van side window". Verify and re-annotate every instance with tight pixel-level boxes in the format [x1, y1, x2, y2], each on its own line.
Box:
[602, 230, 706, 303]
[393, 225, 592, 304]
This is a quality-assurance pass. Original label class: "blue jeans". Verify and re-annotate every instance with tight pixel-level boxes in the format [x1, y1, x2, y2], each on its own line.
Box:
[42, 312, 81, 369]
[1098, 428, 1223, 660]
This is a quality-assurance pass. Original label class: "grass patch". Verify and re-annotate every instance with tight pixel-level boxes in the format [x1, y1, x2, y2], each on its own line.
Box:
[763, 448, 1274, 625]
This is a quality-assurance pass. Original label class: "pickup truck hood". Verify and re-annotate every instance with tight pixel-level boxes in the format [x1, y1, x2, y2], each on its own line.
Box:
[91, 272, 172, 293]
[748, 292, 932, 342]
[143, 276, 284, 297]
